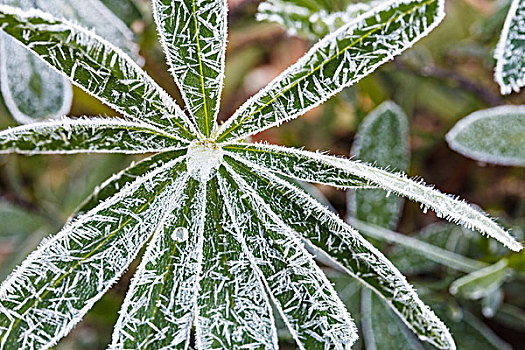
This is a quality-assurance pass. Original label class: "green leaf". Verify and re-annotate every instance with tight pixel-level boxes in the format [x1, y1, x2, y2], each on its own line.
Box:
[481, 288, 504, 318]
[222, 156, 455, 350]
[494, 0, 525, 94]
[0, 34, 72, 124]
[446, 105, 525, 166]
[0, 5, 197, 140]
[348, 101, 410, 229]
[351, 220, 487, 273]
[0, 118, 185, 154]
[493, 303, 525, 331]
[152, 0, 227, 137]
[0, 157, 187, 349]
[110, 174, 202, 349]
[196, 177, 278, 349]
[360, 288, 424, 350]
[219, 167, 358, 349]
[449, 259, 512, 299]
[216, 0, 445, 142]
[223, 143, 523, 251]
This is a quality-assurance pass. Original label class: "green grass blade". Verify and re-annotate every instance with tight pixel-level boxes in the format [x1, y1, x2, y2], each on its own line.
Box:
[196, 177, 278, 349]
[0, 118, 186, 154]
[0, 33, 72, 124]
[223, 143, 523, 251]
[0, 157, 187, 349]
[152, 0, 227, 137]
[216, 0, 445, 142]
[348, 101, 410, 229]
[110, 175, 205, 349]
[223, 155, 455, 350]
[446, 105, 525, 166]
[219, 167, 358, 350]
[0, 4, 197, 140]
[494, 0, 525, 94]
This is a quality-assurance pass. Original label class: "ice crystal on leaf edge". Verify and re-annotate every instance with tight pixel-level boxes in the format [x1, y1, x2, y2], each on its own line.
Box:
[0, 0, 521, 349]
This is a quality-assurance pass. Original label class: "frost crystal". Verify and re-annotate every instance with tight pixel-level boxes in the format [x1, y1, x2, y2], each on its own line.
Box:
[172, 226, 189, 242]
[186, 140, 224, 181]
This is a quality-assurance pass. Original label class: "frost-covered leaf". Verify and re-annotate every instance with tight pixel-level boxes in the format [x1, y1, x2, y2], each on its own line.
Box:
[494, 0, 525, 94]
[0, 118, 185, 154]
[196, 178, 278, 349]
[446, 105, 525, 166]
[351, 220, 487, 273]
[222, 156, 455, 350]
[152, 0, 227, 137]
[361, 288, 424, 350]
[449, 259, 512, 300]
[223, 143, 523, 251]
[0, 5, 197, 139]
[219, 167, 358, 350]
[256, 0, 376, 40]
[110, 175, 203, 349]
[0, 34, 72, 124]
[216, 0, 445, 142]
[0, 0, 140, 124]
[348, 101, 410, 229]
[0, 156, 187, 349]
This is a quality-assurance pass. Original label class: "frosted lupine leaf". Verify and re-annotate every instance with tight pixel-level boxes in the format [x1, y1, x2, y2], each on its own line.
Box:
[449, 259, 512, 300]
[218, 167, 358, 350]
[216, 0, 445, 143]
[0, 5, 197, 140]
[348, 101, 410, 229]
[110, 175, 205, 349]
[0, 117, 185, 154]
[256, 0, 377, 40]
[446, 105, 525, 166]
[351, 220, 487, 273]
[0, 33, 71, 124]
[99, 0, 142, 26]
[0, 157, 187, 349]
[361, 288, 424, 350]
[223, 155, 455, 350]
[494, 0, 525, 94]
[195, 177, 278, 349]
[0, 0, 140, 124]
[152, 0, 227, 137]
[223, 143, 523, 251]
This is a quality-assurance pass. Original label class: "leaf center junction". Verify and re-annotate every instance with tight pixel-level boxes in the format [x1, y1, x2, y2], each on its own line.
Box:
[186, 139, 224, 181]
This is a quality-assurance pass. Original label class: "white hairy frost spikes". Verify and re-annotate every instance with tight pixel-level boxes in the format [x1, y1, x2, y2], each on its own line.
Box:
[0, 0, 519, 349]
[495, 0, 525, 94]
[186, 140, 224, 181]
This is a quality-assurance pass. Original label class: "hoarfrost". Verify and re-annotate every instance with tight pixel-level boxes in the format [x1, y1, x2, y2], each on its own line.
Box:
[186, 140, 224, 181]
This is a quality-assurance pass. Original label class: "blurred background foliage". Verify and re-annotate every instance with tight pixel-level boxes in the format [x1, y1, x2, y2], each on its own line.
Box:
[0, 0, 524, 348]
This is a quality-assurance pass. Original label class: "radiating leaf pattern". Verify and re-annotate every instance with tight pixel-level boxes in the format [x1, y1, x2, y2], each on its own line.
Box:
[153, 0, 227, 137]
[217, 0, 445, 142]
[495, 0, 525, 94]
[0, 0, 520, 349]
[446, 105, 525, 166]
[348, 101, 410, 229]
